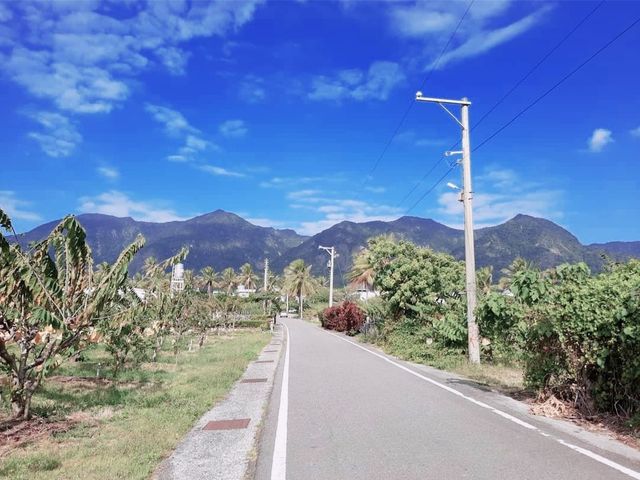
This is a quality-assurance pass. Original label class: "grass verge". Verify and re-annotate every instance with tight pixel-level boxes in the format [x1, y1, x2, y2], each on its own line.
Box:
[0, 331, 269, 480]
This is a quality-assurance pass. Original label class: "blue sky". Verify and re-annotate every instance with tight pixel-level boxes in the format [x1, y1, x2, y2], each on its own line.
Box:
[1, 0, 639, 243]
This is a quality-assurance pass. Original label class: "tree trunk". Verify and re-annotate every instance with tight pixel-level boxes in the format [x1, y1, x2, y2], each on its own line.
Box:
[11, 375, 36, 420]
[299, 293, 303, 319]
[199, 332, 206, 348]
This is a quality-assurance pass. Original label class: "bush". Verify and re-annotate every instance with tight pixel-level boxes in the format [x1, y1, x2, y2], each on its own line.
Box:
[319, 301, 365, 334]
[478, 260, 640, 417]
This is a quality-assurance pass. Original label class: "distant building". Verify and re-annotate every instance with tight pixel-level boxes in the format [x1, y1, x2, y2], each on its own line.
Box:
[352, 282, 379, 301]
[235, 284, 256, 298]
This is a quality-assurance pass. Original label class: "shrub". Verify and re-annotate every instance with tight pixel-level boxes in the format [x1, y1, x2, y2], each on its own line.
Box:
[319, 301, 364, 334]
[479, 260, 640, 417]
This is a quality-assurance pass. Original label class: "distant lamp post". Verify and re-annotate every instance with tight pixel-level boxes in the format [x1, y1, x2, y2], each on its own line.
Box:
[318, 245, 335, 307]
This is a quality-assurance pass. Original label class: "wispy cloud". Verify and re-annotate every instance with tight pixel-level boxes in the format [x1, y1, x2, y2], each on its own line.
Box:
[260, 175, 341, 188]
[286, 189, 402, 235]
[145, 104, 197, 136]
[238, 74, 266, 103]
[26, 111, 82, 158]
[1, 2, 265, 116]
[432, 7, 550, 70]
[78, 190, 188, 223]
[588, 128, 613, 152]
[308, 61, 405, 102]
[219, 119, 248, 138]
[0, 191, 42, 222]
[197, 164, 245, 178]
[388, 1, 550, 70]
[435, 166, 563, 228]
[145, 104, 216, 163]
[97, 166, 119, 180]
[630, 126, 640, 138]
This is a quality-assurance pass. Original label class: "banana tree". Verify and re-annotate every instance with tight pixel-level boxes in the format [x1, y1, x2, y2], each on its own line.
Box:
[0, 210, 144, 419]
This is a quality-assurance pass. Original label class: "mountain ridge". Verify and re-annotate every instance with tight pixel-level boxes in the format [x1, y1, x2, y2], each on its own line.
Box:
[13, 211, 640, 281]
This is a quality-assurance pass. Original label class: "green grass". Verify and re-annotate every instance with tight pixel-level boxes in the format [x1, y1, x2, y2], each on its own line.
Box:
[359, 330, 526, 395]
[0, 331, 269, 480]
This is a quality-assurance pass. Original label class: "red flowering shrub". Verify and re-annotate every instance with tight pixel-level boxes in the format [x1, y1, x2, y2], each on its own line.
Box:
[319, 301, 365, 334]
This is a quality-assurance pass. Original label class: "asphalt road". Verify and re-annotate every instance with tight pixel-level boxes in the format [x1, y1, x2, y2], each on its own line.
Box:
[255, 317, 640, 480]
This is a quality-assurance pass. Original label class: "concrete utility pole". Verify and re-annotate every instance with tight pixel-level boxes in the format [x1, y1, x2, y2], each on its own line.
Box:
[415, 92, 480, 364]
[263, 258, 269, 314]
[263, 258, 269, 291]
[318, 246, 335, 307]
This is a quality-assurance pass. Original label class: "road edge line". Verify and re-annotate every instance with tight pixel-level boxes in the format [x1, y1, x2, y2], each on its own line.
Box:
[270, 322, 290, 480]
[327, 331, 640, 480]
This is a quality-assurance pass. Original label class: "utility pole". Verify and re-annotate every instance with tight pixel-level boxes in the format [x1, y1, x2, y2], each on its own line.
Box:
[263, 258, 269, 314]
[415, 92, 480, 364]
[318, 246, 335, 307]
[263, 258, 269, 292]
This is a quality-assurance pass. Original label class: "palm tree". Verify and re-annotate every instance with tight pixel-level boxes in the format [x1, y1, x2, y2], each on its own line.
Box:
[499, 257, 535, 289]
[199, 266, 218, 296]
[238, 263, 258, 290]
[348, 247, 375, 291]
[283, 259, 318, 318]
[220, 267, 237, 294]
[476, 266, 494, 295]
[143, 256, 158, 276]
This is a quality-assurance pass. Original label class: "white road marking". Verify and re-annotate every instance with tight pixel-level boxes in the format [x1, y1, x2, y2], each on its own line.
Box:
[328, 331, 640, 480]
[270, 322, 290, 480]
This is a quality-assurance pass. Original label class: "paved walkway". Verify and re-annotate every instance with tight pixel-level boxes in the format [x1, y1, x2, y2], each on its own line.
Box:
[255, 317, 640, 480]
[154, 329, 282, 480]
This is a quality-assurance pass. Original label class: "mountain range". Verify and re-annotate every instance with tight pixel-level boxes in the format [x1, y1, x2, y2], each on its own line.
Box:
[13, 210, 640, 284]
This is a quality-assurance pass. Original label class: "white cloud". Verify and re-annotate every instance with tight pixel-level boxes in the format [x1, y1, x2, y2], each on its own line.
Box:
[0, 191, 42, 222]
[630, 126, 640, 138]
[308, 61, 405, 102]
[433, 7, 550, 70]
[238, 74, 266, 103]
[588, 128, 613, 152]
[27, 111, 82, 157]
[78, 190, 187, 223]
[219, 119, 248, 138]
[1, 1, 265, 115]
[155, 46, 190, 75]
[296, 198, 402, 235]
[197, 164, 245, 178]
[286, 189, 402, 235]
[97, 166, 119, 180]
[435, 166, 562, 228]
[388, 1, 549, 70]
[145, 103, 197, 136]
[145, 104, 216, 162]
[260, 175, 340, 188]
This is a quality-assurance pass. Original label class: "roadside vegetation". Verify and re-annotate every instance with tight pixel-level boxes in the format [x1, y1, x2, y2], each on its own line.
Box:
[319, 235, 640, 438]
[0, 209, 274, 477]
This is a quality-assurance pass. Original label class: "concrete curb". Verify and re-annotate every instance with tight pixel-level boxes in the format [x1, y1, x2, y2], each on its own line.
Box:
[154, 327, 285, 480]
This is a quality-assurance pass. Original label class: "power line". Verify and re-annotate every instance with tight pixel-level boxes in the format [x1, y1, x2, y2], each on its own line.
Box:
[405, 164, 457, 215]
[362, 0, 475, 184]
[397, 0, 604, 208]
[401, 9, 640, 214]
[472, 0, 605, 130]
[474, 14, 640, 153]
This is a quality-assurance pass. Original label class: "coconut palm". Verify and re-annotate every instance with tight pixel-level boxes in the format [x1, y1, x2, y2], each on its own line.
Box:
[199, 266, 218, 296]
[283, 259, 318, 318]
[499, 257, 535, 289]
[348, 247, 375, 291]
[238, 263, 258, 290]
[476, 266, 494, 295]
[220, 267, 237, 294]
